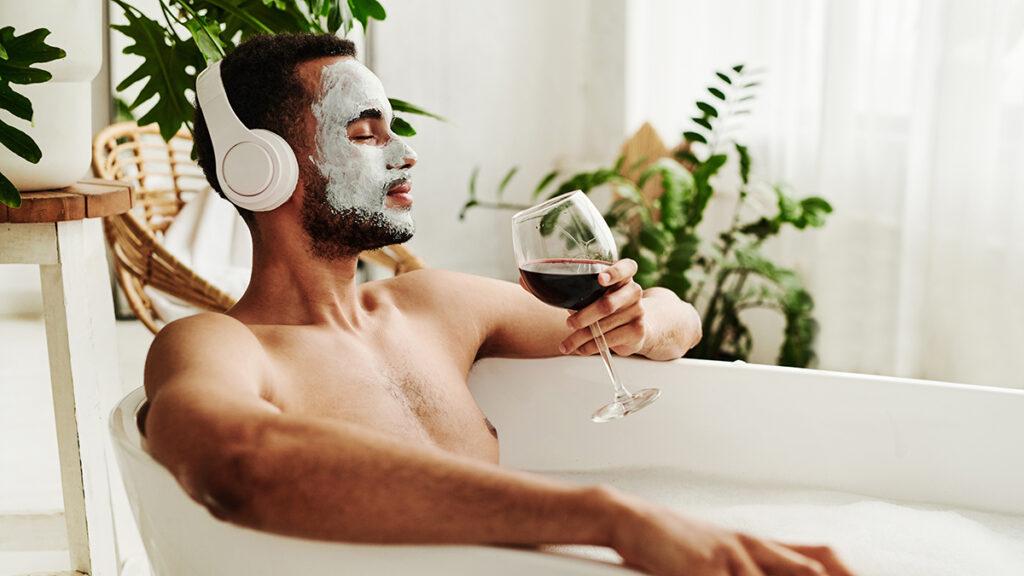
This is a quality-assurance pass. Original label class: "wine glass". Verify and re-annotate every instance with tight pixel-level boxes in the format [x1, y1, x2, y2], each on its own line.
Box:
[512, 190, 661, 422]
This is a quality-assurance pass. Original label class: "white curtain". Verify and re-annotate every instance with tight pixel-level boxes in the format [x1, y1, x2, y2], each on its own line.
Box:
[627, 0, 1024, 388]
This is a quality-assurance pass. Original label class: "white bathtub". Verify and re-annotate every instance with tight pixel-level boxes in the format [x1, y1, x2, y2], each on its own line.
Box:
[109, 357, 1024, 575]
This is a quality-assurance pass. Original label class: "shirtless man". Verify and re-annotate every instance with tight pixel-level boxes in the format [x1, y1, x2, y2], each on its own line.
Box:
[144, 34, 852, 576]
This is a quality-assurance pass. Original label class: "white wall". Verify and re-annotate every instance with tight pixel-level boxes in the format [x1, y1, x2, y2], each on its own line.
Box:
[372, 0, 628, 279]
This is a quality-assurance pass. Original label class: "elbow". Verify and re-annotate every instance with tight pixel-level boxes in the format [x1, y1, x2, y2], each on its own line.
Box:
[178, 420, 275, 529]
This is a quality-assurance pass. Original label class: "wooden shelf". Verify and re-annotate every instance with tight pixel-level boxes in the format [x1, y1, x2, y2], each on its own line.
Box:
[1, 179, 132, 224]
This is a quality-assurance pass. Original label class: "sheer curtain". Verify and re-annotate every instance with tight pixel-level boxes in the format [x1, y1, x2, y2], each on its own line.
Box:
[627, 0, 1024, 388]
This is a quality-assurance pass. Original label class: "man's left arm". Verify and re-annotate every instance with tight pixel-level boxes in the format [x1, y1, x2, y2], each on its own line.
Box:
[464, 259, 701, 361]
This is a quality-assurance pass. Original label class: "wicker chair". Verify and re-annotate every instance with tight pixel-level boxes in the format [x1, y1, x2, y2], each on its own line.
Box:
[92, 121, 424, 334]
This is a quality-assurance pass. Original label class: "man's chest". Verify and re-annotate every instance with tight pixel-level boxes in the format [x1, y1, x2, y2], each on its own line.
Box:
[254, 323, 498, 461]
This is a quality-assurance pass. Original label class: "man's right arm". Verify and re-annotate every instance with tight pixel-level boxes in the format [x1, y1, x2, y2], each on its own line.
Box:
[143, 313, 616, 546]
[143, 313, 852, 576]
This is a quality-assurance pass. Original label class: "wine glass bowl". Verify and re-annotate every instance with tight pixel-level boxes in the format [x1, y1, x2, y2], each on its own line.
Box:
[512, 191, 661, 422]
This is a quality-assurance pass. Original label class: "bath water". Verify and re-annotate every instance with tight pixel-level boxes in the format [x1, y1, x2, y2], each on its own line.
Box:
[542, 467, 1024, 576]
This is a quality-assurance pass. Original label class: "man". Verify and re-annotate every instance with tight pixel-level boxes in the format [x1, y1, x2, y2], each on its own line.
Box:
[145, 34, 852, 576]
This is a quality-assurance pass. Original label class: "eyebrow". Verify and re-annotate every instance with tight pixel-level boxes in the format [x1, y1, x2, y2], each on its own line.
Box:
[347, 108, 383, 126]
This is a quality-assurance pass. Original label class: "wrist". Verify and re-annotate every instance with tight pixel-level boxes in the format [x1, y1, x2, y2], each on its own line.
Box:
[575, 484, 638, 547]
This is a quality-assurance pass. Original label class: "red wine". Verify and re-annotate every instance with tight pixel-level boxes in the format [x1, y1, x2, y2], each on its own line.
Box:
[519, 259, 611, 310]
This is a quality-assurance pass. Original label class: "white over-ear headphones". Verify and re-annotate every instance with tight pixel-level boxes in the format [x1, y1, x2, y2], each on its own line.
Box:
[195, 60, 299, 212]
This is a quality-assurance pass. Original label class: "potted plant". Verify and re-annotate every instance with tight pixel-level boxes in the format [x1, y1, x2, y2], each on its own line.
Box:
[0, 0, 102, 207]
[461, 65, 832, 368]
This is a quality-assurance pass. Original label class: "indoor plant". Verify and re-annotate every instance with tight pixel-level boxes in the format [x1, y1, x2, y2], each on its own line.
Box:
[461, 65, 832, 368]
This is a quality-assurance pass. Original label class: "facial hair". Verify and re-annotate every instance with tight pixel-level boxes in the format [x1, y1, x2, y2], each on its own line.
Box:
[300, 160, 414, 260]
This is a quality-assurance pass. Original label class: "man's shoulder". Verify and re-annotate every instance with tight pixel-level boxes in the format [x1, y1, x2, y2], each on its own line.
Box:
[154, 312, 261, 350]
[145, 312, 266, 386]
[381, 268, 511, 305]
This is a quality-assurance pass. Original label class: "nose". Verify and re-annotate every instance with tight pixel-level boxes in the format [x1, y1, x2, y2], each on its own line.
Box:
[387, 155, 416, 170]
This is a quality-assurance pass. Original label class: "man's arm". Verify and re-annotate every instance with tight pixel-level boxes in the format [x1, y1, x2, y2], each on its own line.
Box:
[144, 314, 612, 545]
[418, 260, 702, 361]
[143, 314, 851, 576]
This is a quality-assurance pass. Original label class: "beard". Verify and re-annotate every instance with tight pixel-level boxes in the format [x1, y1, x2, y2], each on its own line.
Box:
[300, 163, 415, 260]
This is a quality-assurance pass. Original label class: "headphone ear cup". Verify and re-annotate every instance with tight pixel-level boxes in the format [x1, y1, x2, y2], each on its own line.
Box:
[247, 129, 299, 212]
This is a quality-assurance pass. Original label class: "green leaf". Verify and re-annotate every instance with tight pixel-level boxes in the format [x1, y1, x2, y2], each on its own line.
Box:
[327, 1, 344, 33]
[0, 81, 32, 121]
[635, 250, 659, 275]
[112, 2, 198, 142]
[0, 170, 20, 208]
[549, 167, 621, 199]
[683, 131, 707, 144]
[0, 40, 7, 61]
[639, 158, 693, 231]
[708, 87, 726, 100]
[388, 97, 445, 121]
[390, 116, 416, 136]
[458, 199, 477, 221]
[175, 2, 227, 63]
[0, 117, 41, 163]
[691, 117, 713, 131]
[532, 169, 559, 200]
[538, 201, 571, 237]
[688, 154, 727, 225]
[467, 166, 479, 200]
[639, 224, 668, 253]
[348, 0, 387, 29]
[732, 63, 745, 73]
[734, 142, 751, 184]
[198, 0, 274, 33]
[214, 0, 312, 39]
[696, 101, 718, 118]
[739, 217, 779, 240]
[114, 96, 136, 122]
[0, 27, 65, 85]
[497, 165, 518, 200]
[659, 270, 691, 299]
[715, 71, 732, 84]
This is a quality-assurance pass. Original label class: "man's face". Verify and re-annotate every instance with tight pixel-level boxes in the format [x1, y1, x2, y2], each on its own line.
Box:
[300, 58, 417, 259]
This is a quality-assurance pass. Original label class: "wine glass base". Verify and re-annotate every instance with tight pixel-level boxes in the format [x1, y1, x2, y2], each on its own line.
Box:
[591, 388, 661, 423]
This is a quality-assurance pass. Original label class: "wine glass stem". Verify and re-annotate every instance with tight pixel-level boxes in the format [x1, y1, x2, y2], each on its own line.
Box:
[589, 323, 633, 401]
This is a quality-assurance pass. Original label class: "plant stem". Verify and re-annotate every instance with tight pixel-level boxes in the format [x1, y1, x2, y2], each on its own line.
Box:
[471, 201, 531, 212]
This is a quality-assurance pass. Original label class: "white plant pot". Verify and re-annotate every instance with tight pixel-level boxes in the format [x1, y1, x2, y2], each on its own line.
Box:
[0, 0, 103, 191]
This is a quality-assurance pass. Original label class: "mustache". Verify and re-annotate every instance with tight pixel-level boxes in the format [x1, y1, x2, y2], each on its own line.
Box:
[382, 174, 412, 193]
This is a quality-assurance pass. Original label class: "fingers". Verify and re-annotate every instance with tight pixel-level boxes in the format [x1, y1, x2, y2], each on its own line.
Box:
[568, 280, 643, 330]
[727, 541, 768, 576]
[516, 274, 532, 295]
[560, 303, 643, 353]
[598, 258, 638, 287]
[780, 544, 856, 576]
[573, 321, 647, 356]
[738, 533, 828, 576]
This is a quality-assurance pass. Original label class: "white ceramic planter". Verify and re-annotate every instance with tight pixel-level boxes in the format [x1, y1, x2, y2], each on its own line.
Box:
[0, 0, 103, 191]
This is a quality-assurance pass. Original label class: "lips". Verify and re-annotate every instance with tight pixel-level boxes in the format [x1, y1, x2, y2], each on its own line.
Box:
[386, 179, 411, 195]
[385, 178, 413, 208]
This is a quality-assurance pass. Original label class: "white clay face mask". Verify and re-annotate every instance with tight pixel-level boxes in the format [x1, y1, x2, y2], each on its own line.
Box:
[310, 59, 417, 234]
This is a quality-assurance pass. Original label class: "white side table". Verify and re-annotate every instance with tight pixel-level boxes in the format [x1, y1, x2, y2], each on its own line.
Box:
[1, 181, 132, 575]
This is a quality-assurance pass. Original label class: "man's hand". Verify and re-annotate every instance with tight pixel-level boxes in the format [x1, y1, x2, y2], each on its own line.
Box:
[519, 258, 701, 360]
[606, 490, 856, 576]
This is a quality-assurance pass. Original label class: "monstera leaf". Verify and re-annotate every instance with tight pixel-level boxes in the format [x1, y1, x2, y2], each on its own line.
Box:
[112, 1, 202, 142]
[0, 27, 65, 208]
[108, 0, 440, 145]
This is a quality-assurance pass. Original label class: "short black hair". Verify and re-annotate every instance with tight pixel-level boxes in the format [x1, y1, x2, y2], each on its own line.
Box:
[193, 33, 356, 223]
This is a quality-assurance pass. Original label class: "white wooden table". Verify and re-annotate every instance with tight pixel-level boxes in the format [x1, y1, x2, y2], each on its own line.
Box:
[0, 181, 132, 575]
